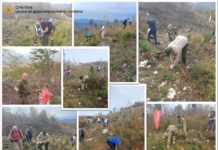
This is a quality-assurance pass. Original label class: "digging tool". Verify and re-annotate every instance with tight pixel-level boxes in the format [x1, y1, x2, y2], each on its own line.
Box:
[179, 64, 192, 82]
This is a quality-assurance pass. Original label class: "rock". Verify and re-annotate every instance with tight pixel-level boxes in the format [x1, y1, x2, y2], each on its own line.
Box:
[167, 88, 176, 100]
[207, 140, 210, 143]
[102, 129, 109, 134]
[147, 97, 150, 101]
[122, 63, 127, 69]
[97, 97, 102, 101]
[157, 64, 163, 68]
[183, 87, 187, 91]
[140, 78, 145, 82]
[139, 60, 148, 67]
[139, 64, 145, 69]
[153, 71, 158, 75]
[86, 138, 94, 142]
[146, 65, 151, 69]
[170, 64, 174, 69]
[158, 80, 167, 89]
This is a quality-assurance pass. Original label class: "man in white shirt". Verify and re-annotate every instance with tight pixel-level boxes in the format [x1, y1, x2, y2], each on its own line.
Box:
[37, 131, 49, 150]
[164, 35, 188, 69]
[100, 25, 106, 39]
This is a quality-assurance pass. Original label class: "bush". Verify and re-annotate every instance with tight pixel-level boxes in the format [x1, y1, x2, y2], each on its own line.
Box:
[189, 60, 215, 100]
[140, 40, 152, 52]
[120, 31, 136, 40]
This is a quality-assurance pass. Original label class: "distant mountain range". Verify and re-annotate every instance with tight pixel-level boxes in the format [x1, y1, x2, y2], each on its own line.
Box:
[57, 116, 77, 123]
[75, 18, 106, 25]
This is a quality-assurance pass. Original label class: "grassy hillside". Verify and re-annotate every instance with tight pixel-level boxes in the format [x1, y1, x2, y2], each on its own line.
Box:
[75, 23, 136, 82]
[147, 104, 215, 150]
[3, 64, 61, 104]
[2, 108, 76, 150]
[64, 62, 108, 108]
[79, 103, 144, 150]
[3, 49, 61, 104]
[139, 3, 215, 101]
[3, 19, 72, 46]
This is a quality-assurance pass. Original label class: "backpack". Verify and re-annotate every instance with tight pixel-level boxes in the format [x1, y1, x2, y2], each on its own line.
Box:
[47, 21, 53, 34]
[12, 129, 22, 139]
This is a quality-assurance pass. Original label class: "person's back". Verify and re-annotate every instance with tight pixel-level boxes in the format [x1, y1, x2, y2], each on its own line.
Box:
[41, 87, 52, 104]
[27, 128, 32, 136]
[101, 26, 105, 33]
[168, 35, 188, 53]
[107, 136, 120, 148]
[85, 33, 92, 38]
[123, 19, 128, 25]
[147, 19, 156, 31]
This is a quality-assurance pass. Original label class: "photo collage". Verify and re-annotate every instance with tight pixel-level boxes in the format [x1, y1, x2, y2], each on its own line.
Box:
[0, 0, 217, 150]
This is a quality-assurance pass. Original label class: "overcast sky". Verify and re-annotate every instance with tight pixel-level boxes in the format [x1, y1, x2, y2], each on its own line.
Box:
[3, 48, 61, 62]
[4, 106, 77, 119]
[74, 2, 136, 21]
[64, 48, 108, 64]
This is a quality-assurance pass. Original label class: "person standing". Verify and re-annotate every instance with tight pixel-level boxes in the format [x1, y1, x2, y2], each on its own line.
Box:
[146, 18, 158, 45]
[100, 25, 106, 39]
[14, 73, 30, 104]
[37, 130, 50, 150]
[8, 126, 23, 150]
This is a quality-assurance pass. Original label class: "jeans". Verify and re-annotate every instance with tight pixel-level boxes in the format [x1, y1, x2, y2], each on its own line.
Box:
[147, 30, 157, 45]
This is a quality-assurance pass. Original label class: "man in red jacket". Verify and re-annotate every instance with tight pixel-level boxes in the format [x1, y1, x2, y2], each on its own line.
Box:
[8, 126, 23, 150]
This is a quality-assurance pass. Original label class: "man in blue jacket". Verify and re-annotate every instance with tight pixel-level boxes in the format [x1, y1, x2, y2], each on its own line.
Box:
[106, 136, 120, 150]
[123, 18, 129, 30]
[146, 18, 158, 45]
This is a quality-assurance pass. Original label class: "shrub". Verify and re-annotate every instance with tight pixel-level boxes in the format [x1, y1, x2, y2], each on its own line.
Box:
[140, 40, 152, 52]
[189, 60, 215, 100]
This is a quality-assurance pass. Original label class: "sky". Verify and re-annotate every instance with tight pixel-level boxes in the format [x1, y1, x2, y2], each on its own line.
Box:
[64, 48, 108, 64]
[74, 2, 136, 21]
[4, 48, 61, 61]
[147, 104, 216, 110]
[80, 85, 145, 116]
[4, 107, 77, 120]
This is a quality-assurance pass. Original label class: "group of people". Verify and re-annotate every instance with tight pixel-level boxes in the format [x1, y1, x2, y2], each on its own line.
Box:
[164, 110, 215, 148]
[84, 18, 132, 41]
[146, 17, 215, 70]
[146, 18, 188, 69]
[14, 73, 52, 104]
[97, 117, 109, 127]
[8, 126, 50, 150]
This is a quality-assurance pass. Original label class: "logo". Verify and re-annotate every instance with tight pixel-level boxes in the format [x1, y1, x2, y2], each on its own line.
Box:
[4, 5, 13, 14]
